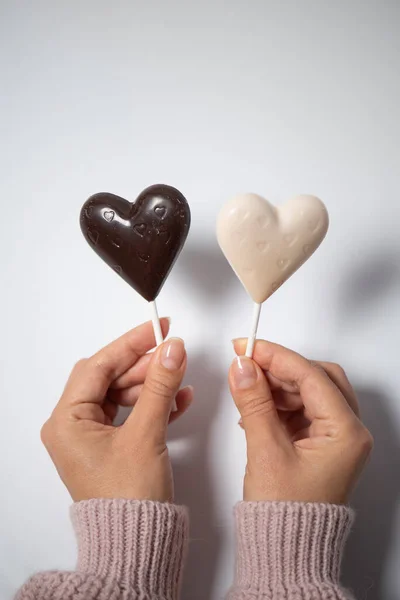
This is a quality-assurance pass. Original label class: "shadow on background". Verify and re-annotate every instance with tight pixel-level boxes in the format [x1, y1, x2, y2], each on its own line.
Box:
[337, 253, 400, 317]
[114, 350, 226, 600]
[336, 249, 400, 599]
[169, 350, 225, 600]
[169, 241, 237, 597]
[343, 387, 400, 600]
[174, 240, 237, 302]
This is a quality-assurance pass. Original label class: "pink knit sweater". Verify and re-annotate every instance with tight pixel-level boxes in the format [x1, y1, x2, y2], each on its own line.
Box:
[16, 500, 355, 599]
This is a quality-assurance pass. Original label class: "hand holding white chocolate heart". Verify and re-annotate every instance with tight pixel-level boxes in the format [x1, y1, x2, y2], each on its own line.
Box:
[217, 193, 329, 354]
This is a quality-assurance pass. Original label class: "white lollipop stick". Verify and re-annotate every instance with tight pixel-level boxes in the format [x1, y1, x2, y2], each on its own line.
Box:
[150, 300, 164, 346]
[245, 302, 262, 358]
[149, 300, 177, 412]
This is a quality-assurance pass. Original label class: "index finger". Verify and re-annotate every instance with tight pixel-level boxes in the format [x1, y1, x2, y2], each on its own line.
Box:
[60, 318, 170, 408]
[233, 339, 353, 423]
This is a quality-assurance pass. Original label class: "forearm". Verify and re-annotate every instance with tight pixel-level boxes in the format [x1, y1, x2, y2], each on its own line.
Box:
[228, 502, 355, 600]
[16, 499, 189, 600]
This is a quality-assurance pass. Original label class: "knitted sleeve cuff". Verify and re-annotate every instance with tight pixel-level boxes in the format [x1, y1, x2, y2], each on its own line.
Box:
[70, 499, 189, 599]
[231, 501, 354, 598]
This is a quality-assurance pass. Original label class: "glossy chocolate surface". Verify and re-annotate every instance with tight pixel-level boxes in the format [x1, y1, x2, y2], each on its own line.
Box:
[80, 184, 191, 301]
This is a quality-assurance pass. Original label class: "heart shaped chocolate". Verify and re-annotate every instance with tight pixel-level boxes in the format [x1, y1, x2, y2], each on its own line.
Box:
[80, 184, 191, 301]
[217, 193, 329, 303]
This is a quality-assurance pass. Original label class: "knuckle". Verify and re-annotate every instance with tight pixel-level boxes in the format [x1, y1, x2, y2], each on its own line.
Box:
[88, 355, 114, 380]
[40, 420, 52, 447]
[239, 392, 275, 419]
[311, 361, 348, 380]
[309, 362, 326, 376]
[73, 358, 87, 372]
[343, 421, 374, 454]
[358, 427, 374, 454]
[330, 362, 348, 379]
[71, 358, 88, 376]
[145, 375, 174, 399]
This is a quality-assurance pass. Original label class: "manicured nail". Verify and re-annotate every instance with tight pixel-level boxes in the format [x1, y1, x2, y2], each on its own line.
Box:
[232, 356, 257, 389]
[161, 338, 185, 370]
[181, 385, 194, 400]
[231, 338, 246, 345]
[179, 385, 194, 396]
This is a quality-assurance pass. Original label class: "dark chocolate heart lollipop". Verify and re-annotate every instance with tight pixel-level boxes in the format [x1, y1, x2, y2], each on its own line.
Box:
[80, 184, 191, 301]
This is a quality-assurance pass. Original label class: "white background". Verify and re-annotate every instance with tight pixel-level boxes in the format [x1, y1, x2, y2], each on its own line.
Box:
[1, 1, 399, 599]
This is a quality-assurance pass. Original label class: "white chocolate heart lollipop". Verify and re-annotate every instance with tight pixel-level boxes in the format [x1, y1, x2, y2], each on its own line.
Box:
[217, 193, 329, 356]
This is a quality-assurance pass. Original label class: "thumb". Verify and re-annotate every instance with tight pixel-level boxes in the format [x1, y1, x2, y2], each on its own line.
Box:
[229, 356, 287, 448]
[126, 338, 187, 440]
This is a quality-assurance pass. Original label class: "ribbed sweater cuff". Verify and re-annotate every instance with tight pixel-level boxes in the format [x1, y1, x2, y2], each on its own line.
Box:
[70, 499, 189, 599]
[232, 502, 354, 597]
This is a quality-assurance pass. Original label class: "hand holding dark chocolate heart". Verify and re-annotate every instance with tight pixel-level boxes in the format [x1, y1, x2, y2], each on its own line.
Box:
[80, 184, 191, 301]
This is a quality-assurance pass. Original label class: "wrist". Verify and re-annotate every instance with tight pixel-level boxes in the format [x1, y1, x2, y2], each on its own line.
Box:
[71, 498, 188, 598]
[231, 501, 354, 597]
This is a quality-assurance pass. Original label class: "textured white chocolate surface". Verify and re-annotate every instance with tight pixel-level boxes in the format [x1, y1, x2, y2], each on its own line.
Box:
[217, 194, 329, 303]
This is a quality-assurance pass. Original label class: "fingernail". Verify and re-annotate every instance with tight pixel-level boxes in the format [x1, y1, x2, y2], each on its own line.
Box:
[161, 338, 185, 371]
[232, 356, 257, 389]
[181, 385, 194, 401]
[231, 338, 246, 345]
